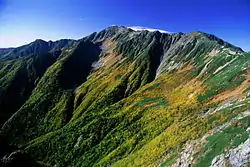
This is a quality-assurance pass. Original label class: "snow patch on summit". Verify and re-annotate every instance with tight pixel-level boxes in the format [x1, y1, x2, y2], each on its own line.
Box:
[127, 26, 171, 34]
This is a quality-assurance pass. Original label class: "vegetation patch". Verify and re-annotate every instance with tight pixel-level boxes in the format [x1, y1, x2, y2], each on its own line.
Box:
[144, 83, 161, 91]
[136, 97, 168, 108]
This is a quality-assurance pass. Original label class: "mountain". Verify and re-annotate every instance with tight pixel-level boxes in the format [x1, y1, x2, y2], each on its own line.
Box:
[0, 26, 249, 167]
[0, 39, 73, 60]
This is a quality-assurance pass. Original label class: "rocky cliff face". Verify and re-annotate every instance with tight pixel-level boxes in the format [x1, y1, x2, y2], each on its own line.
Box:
[0, 26, 249, 167]
[210, 138, 250, 167]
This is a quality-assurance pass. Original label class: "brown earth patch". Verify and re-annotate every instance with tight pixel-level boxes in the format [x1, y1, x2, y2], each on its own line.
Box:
[211, 71, 250, 102]
[144, 102, 160, 108]
[102, 54, 122, 67]
[102, 39, 117, 51]
[177, 64, 194, 73]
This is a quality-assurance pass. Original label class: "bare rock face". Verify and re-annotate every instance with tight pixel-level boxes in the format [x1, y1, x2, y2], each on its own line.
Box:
[210, 154, 227, 167]
[228, 138, 250, 167]
[210, 139, 250, 167]
[171, 144, 195, 167]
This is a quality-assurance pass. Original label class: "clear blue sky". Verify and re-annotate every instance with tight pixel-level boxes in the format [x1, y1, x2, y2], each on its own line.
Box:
[0, 0, 249, 51]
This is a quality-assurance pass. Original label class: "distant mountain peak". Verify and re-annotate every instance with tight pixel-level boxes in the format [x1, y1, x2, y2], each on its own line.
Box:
[33, 39, 47, 44]
[127, 26, 171, 34]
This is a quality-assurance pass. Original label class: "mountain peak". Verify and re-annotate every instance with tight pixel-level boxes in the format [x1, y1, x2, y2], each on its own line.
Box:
[127, 26, 171, 34]
[33, 39, 47, 43]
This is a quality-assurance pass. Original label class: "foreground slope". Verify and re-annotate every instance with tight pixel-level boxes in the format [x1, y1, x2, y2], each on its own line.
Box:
[0, 26, 249, 167]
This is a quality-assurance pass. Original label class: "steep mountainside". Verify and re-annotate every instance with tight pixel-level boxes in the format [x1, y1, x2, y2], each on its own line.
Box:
[0, 26, 249, 167]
